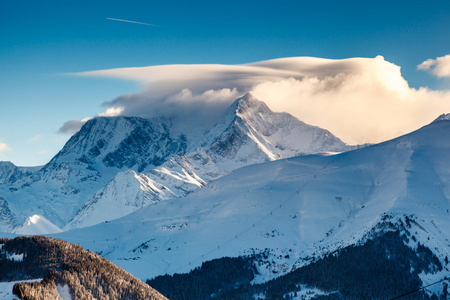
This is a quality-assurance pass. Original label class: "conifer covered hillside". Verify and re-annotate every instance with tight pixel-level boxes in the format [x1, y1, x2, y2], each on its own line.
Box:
[0, 236, 167, 300]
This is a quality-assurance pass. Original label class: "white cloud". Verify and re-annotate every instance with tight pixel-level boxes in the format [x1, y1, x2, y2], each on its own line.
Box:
[0, 143, 12, 159]
[97, 107, 124, 117]
[98, 88, 240, 140]
[58, 108, 123, 135]
[417, 59, 435, 71]
[28, 135, 42, 142]
[418, 54, 450, 78]
[74, 56, 450, 144]
[251, 78, 450, 144]
[58, 118, 91, 135]
[0, 143, 12, 152]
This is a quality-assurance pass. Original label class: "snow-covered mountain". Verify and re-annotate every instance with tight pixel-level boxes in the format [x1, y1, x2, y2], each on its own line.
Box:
[12, 215, 63, 235]
[0, 94, 352, 233]
[0, 162, 40, 185]
[48, 116, 186, 172]
[0, 116, 187, 232]
[65, 94, 352, 229]
[56, 114, 450, 288]
[143, 93, 351, 195]
[66, 170, 177, 229]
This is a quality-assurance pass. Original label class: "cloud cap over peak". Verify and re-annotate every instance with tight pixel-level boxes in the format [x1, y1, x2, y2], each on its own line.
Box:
[74, 56, 450, 145]
[79, 56, 400, 85]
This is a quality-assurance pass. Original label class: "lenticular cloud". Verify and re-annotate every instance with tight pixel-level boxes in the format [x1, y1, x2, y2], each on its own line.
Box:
[76, 56, 450, 144]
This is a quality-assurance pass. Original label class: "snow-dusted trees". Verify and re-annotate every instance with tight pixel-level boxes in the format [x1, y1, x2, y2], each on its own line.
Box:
[148, 256, 256, 299]
[146, 231, 444, 299]
[0, 236, 167, 300]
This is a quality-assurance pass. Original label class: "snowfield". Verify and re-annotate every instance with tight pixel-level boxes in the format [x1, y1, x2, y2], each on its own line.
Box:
[56, 284, 72, 300]
[55, 116, 450, 282]
[13, 215, 62, 235]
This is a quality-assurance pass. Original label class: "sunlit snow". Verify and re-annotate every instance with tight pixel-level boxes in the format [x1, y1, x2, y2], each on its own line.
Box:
[13, 215, 62, 235]
[55, 117, 450, 283]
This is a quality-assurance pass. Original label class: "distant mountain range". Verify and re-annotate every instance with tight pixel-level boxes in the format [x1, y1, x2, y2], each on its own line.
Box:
[56, 113, 450, 299]
[1, 94, 450, 298]
[0, 93, 351, 233]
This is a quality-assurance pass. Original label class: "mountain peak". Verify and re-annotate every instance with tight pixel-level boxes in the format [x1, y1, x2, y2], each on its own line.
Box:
[50, 115, 186, 171]
[431, 113, 450, 123]
[236, 92, 257, 105]
[201, 93, 350, 170]
[13, 214, 62, 235]
[208, 93, 272, 135]
[0, 93, 351, 233]
[231, 93, 271, 116]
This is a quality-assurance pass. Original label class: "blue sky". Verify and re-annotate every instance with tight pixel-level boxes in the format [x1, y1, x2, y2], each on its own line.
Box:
[1, 0, 450, 166]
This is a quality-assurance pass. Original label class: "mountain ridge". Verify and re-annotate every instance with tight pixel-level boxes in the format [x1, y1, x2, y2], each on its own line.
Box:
[65, 93, 353, 229]
[55, 115, 450, 287]
[0, 94, 352, 233]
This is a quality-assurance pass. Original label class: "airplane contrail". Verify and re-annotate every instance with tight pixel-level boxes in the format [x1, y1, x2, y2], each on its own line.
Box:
[106, 18, 159, 27]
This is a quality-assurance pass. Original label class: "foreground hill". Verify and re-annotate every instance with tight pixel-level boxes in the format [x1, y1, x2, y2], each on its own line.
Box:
[0, 236, 167, 300]
[56, 114, 450, 298]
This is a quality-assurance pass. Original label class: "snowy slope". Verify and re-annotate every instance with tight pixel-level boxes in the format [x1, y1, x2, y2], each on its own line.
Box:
[202, 93, 350, 168]
[56, 115, 450, 282]
[65, 94, 353, 229]
[0, 162, 40, 185]
[13, 215, 62, 235]
[0, 197, 16, 232]
[66, 170, 177, 229]
[0, 116, 185, 232]
[143, 93, 351, 199]
[156, 93, 350, 181]
[141, 93, 351, 194]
